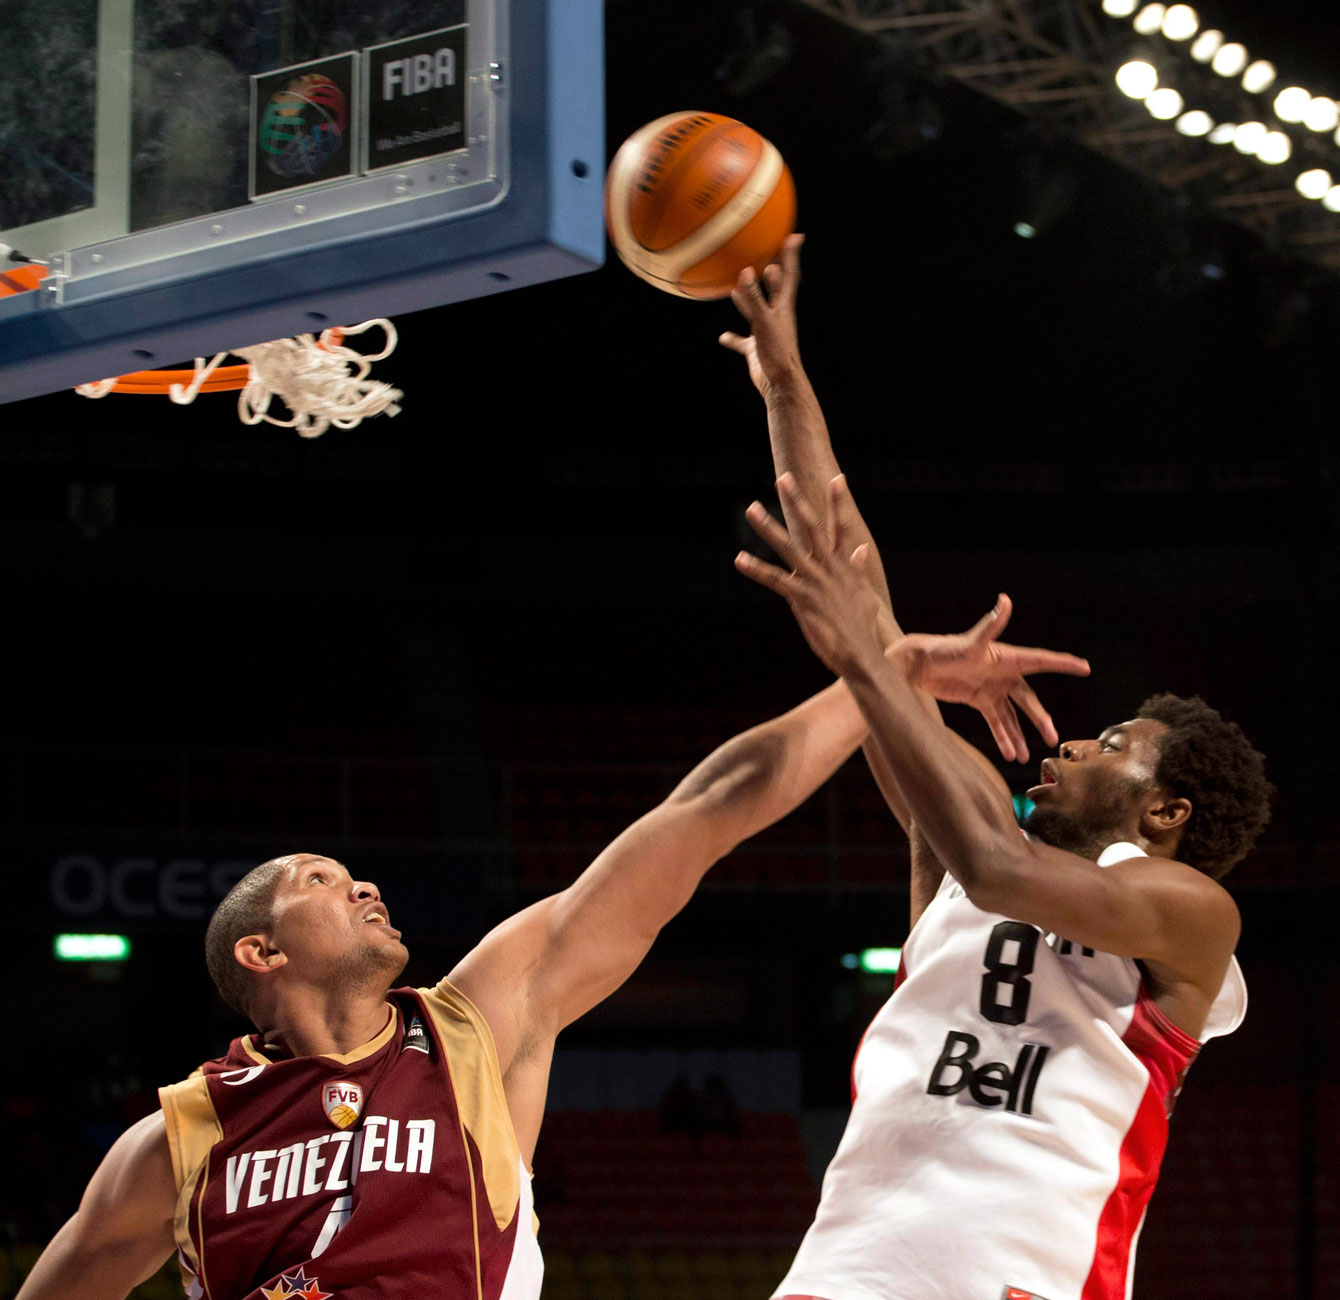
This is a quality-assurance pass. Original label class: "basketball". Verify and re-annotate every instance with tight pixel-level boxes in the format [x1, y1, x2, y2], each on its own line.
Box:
[605, 112, 796, 300]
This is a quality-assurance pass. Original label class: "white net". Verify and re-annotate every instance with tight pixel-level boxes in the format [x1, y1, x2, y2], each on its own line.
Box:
[74, 320, 403, 438]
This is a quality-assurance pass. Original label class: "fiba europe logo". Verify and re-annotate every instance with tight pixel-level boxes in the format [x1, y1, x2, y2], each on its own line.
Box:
[260, 73, 348, 179]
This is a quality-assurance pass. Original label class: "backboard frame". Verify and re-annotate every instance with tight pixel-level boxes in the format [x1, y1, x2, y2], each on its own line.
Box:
[0, 0, 603, 405]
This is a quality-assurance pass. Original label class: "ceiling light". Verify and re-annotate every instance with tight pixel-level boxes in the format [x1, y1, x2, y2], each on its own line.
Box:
[1256, 131, 1292, 164]
[1161, 5, 1199, 40]
[1146, 87, 1185, 120]
[1190, 29, 1223, 62]
[1324, 186, 1340, 213]
[1206, 122, 1238, 144]
[1175, 110, 1214, 136]
[1303, 98, 1339, 133]
[1296, 168, 1333, 200]
[1274, 87, 1311, 123]
[1133, 4, 1167, 36]
[1115, 60, 1160, 99]
[1242, 61, 1276, 94]
[1211, 43, 1248, 78]
[1101, 0, 1138, 14]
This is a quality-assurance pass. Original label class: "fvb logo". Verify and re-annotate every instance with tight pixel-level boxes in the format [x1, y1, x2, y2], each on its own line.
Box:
[260, 1267, 331, 1300]
[321, 1080, 364, 1130]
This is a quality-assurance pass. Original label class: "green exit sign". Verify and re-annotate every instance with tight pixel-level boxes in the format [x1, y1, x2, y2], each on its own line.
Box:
[54, 934, 132, 962]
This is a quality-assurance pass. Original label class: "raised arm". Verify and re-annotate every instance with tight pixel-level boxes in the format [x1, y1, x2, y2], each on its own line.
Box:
[16, 1111, 177, 1300]
[722, 239, 1057, 925]
[448, 680, 867, 1155]
[720, 236, 895, 611]
[737, 479, 1235, 1001]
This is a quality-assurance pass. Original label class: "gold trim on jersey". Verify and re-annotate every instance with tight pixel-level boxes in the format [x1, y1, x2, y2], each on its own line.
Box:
[158, 1074, 223, 1300]
[240, 1005, 400, 1067]
[419, 979, 524, 1234]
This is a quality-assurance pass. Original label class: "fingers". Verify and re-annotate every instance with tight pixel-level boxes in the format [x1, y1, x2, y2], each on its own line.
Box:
[997, 699, 1029, 765]
[776, 232, 804, 310]
[734, 549, 793, 597]
[829, 474, 866, 557]
[730, 265, 767, 321]
[776, 472, 826, 555]
[1010, 679, 1058, 749]
[963, 594, 1013, 647]
[1006, 646, 1092, 678]
[718, 330, 750, 355]
[744, 500, 804, 570]
[983, 703, 1018, 763]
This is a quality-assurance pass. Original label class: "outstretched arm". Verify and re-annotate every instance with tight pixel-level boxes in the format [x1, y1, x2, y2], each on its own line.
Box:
[738, 479, 1236, 989]
[16, 1112, 177, 1300]
[449, 680, 867, 1153]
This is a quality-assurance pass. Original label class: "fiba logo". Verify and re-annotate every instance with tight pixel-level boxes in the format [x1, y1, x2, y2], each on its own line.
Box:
[260, 73, 348, 179]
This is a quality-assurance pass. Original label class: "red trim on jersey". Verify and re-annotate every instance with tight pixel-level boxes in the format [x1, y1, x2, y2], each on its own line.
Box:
[1080, 985, 1200, 1299]
[851, 957, 909, 1103]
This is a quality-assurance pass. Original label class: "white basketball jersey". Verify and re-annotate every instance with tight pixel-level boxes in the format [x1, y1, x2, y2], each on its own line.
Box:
[775, 842, 1246, 1300]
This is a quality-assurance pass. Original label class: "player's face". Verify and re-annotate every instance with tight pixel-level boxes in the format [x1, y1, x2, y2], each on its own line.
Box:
[268, 854, 408, 988]
[1024, 718, 1169, 849]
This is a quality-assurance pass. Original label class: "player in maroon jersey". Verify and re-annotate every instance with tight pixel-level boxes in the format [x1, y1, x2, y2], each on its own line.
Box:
[18, 626, 1086, 1299]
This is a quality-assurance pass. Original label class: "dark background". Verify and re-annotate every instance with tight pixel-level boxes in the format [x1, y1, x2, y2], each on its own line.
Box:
[3, 2, 1338, 1297]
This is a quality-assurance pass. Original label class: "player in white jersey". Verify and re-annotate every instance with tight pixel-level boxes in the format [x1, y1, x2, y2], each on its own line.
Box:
[723, 242, 1271, 1300]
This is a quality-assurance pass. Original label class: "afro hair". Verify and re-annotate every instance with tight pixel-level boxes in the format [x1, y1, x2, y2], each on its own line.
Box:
[1136, 693, 1271, 880]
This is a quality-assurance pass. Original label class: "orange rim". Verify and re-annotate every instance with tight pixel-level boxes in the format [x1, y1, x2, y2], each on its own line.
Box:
[101, 328, 346, 394]
[0, 264, 47, 296]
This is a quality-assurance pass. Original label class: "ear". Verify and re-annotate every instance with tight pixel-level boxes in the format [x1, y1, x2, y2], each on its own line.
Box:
[234, 933, 286, 977]
[1141, 793, 1192, 836]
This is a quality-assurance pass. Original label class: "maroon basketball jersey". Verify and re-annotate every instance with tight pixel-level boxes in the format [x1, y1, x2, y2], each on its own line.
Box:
[159, 980, 542, 1300]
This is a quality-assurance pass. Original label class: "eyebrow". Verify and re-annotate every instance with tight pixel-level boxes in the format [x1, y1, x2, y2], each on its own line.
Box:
[1098, 725, 1129, 742]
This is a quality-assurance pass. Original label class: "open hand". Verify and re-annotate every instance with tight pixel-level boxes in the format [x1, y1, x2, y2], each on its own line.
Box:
[737, 472, 891, 677]
[737, 475, 1092, 762]
[893, 596, 1090, 763]
[719, 233, 805, 399]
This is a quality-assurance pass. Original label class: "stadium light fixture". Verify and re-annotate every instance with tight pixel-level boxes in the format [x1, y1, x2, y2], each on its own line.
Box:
[1132, 4, 1167, 36]
[1303, 97, 1339, 133]
[1296, 168, 1333, 199]
[1190, 29, 1223, 63]
[1175, 110, 1214, 136]
[1146, 87, 1185, 120]
[1101, 0, 1139, 15]
[1115, 60, 1160, 99]
[1161, 5, 1199, 41]
[1232, 121, 1267, 154]
[1206, 122, 1238, 145]
[1274, 87, 1311, 123]
[1242, 60, 1276, 94]
[1257, 131, 1292, 165]
[1324, 186, 1340, 213]
[1211, 43, 1249, 78]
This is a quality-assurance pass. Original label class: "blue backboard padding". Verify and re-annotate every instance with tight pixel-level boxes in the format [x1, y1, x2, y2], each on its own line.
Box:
[0, 0, 604, 404]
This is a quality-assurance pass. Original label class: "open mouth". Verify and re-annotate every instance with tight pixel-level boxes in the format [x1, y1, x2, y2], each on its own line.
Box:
[1025, 759, 1058, 799]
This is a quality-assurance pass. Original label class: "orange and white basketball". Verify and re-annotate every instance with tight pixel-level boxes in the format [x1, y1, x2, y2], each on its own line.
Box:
[604, 112, 796, 300]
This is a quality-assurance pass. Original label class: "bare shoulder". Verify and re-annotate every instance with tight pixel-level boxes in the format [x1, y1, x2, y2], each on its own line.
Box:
[1117, 855, 1241, 994]
[1116, 854, 1240, 933]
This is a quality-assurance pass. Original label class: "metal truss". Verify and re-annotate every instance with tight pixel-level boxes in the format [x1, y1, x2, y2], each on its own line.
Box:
[794, 0, 1340, 269]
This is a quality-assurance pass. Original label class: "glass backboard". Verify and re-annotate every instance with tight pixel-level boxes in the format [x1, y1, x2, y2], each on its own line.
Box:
[0, 0, 603, 402]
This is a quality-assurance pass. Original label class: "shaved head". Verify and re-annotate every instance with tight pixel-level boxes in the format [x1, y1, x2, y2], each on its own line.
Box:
[204, 856, 293, 1018]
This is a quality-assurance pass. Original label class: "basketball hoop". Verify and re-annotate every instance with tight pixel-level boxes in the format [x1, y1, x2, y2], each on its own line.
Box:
[74, 320, 403, 438]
